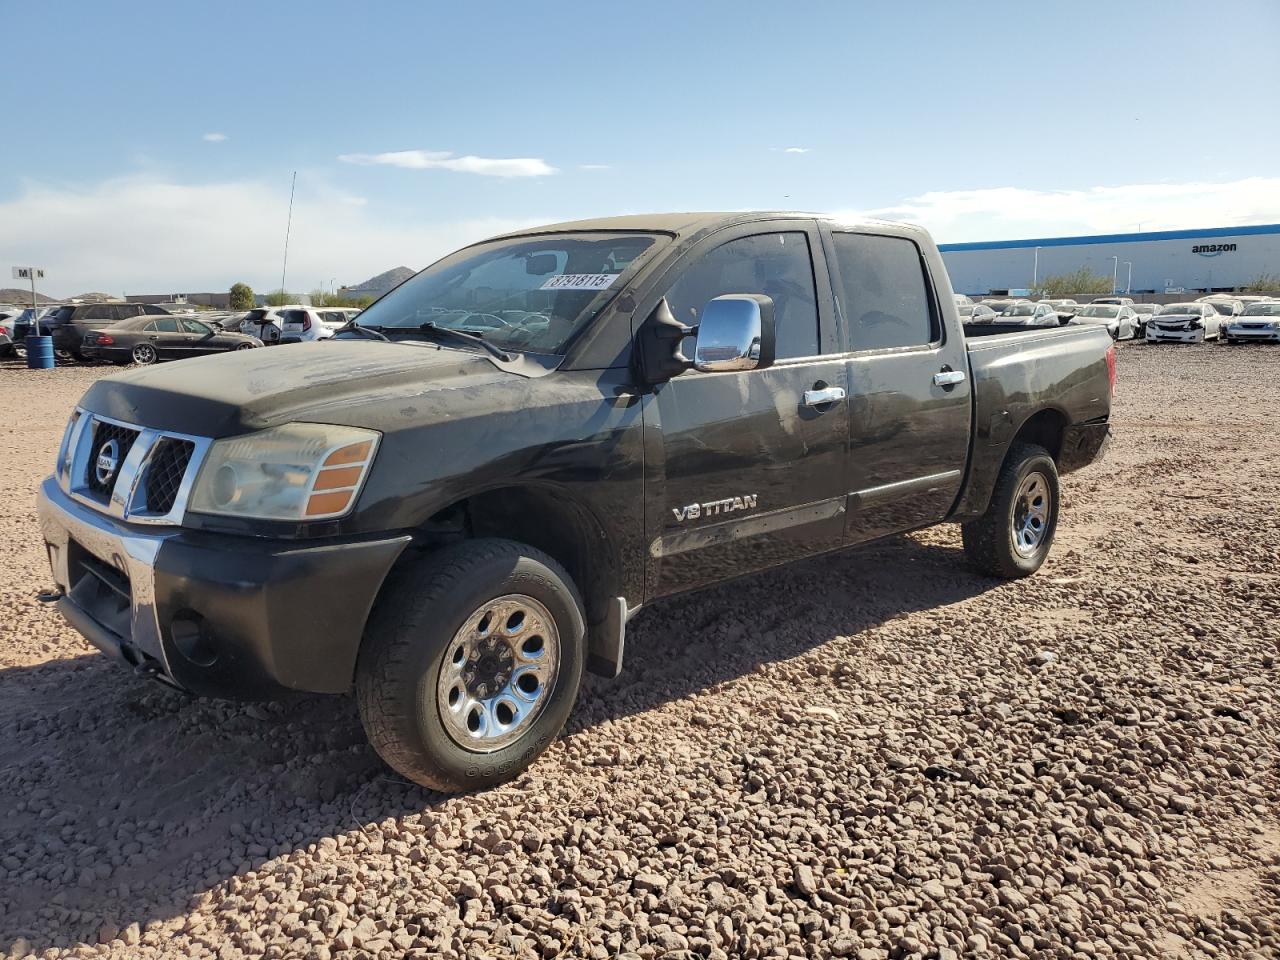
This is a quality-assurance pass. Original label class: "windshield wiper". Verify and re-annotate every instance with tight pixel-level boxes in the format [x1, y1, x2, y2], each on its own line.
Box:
[338, 320, 390, 341]
[414, 322, 513, 362]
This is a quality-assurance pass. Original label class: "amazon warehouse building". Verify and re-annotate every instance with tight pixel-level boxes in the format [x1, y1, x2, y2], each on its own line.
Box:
[939, 224, 1280, 298]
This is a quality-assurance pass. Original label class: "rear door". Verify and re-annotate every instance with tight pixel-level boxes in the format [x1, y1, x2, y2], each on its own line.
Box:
[644, 221, 852, 596]
[821, 227, 972, 542]
[147, 317, 191, 358]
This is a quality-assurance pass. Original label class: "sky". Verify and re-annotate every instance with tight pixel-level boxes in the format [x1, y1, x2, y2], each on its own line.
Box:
[3, 0, 1279, 297]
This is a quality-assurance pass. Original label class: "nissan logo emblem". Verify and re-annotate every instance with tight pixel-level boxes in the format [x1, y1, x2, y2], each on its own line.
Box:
[95, 438, 121, 486]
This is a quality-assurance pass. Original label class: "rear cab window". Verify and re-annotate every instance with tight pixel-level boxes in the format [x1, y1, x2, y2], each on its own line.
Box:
[828, 233, 939, 351]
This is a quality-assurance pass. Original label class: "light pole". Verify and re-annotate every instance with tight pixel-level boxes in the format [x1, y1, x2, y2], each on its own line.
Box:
[1123, 261, 1132, 295]
[1032, 246, 1041, 292]
[1109, 256, 1119, 294]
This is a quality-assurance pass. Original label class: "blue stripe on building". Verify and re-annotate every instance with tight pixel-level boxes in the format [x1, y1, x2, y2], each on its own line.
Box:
[938, 223, 1280, 252]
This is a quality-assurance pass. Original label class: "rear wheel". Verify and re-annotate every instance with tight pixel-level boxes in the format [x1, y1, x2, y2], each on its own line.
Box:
[131, 343, 158, 365]
[962, 443, 1060, 578]
[356, 538, 585, 792]
[12, 341, 26, 360]
[235, 342, 256, 350]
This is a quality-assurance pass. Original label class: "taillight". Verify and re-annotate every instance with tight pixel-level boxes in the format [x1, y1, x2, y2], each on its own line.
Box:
[1105, 344, 1116, 397]
[301, 313, 311, 331]
[0, 326, 9, 337]
[96, 334, 114, 345]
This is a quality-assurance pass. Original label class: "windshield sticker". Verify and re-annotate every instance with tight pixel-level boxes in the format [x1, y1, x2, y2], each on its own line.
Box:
[539, 273, 620, 291]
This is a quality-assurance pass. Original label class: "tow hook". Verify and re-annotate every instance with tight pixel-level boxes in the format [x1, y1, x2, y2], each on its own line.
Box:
[36, 587, 65, 604]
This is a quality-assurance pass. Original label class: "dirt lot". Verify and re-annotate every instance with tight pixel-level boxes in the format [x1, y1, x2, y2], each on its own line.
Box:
[1, 343, 1277, 960]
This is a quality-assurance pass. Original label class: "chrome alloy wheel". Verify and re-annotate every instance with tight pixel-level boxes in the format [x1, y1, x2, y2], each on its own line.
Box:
[1010, 471, 1052, 558]
[132, 343, 157, 364]
[436, 595, 560, 753]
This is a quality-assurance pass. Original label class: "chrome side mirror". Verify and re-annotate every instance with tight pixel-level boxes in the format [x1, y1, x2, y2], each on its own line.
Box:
[693, 295, 775, 373]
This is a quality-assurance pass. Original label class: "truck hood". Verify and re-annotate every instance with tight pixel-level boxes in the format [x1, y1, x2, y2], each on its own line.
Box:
[77, 341, 530, 438]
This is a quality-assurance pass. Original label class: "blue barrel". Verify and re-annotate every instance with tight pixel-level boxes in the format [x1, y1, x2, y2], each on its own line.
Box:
[25, 335, 55, 369]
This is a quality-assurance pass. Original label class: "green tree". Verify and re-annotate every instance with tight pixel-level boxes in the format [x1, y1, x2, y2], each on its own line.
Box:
[1243, 272, 1280, 295]
[228, 282, 255, 310]
[1032, 267, 1114, 300]
[264, 289, 292, 306]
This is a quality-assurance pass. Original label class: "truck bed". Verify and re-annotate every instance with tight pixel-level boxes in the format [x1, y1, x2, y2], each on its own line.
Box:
[950, 321, 1113, 520]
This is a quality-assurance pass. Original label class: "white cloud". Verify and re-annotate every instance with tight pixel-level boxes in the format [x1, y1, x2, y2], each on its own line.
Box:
[201, 132, 227, 142]
[782, 147, 810, 154]
[854, 177, 1280, 242]
[0, 176, 548, 295]
[338, 149, 556, 178]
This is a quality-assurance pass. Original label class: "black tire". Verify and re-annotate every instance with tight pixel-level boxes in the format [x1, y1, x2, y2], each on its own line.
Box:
[355, 538, 585, 792]
[11, 342, 26, 360]
[961, 443, 1060, 579]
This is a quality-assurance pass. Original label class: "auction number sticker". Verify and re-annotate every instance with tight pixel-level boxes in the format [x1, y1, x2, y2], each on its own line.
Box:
[539, 273, 619, 291]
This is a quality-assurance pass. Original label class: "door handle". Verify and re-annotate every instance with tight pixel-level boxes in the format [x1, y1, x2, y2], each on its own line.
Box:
[803, 385, 846, 407]
[933, 369, 967, 387]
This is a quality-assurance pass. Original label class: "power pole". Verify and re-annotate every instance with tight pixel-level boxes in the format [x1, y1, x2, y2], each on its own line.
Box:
[280, 171, 297, 302]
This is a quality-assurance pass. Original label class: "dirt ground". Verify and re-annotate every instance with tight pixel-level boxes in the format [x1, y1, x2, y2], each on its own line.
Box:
[0, 342, 1276, 960]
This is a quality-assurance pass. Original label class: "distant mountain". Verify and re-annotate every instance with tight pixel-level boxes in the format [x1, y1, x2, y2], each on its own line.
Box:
[339, 266, 415, 298]
[0, 287, 56, 305]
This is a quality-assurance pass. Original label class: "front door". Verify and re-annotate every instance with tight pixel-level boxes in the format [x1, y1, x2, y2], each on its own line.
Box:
[821, 228, 972, 542]
[644, 223, 851, 597]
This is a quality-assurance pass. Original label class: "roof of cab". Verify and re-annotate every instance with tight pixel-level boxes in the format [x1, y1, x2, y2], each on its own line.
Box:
[487, 211, 924, 241]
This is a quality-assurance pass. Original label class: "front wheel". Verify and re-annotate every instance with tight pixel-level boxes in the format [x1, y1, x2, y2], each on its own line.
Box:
[356, 538, 585, 792]
[962, 443, 1060, 578]
[234, 342, 256, 350]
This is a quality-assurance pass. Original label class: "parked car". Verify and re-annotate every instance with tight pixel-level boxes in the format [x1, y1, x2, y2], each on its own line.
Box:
[317, 307, 362, 326]
[979, 298, 1015, 314]
[37, 212, 1114, 792]
[1200, 297, 1244, 319]
[953, 293, 974, 306]
[1092, 296, 1134, 306]
[278, 307, 339, 343]
[0, 319, 13, 357]
[238, 307, 289, 343]
[1198, 294, 1270, 307]
[997, 300, 1061, 327]
[40, 303, 173, 361]
[79, 315, 263, 365]
[1146, 302, 1222, 343]
[1038, 298, 1078, 313]
[1130, 304, 1158, 337]
[1223, 301, 1280, 344]
[1072, 303, 1139, 340]
[958, 303, 998, 323]
[6, 306, 60, 358]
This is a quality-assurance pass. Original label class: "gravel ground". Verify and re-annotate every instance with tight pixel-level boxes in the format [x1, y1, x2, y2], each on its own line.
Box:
[0, 343, 1277, 960]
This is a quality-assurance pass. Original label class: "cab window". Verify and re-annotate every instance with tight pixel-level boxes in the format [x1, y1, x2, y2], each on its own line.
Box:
[830, 233, 938, 350]
[665, 232, 820, 359]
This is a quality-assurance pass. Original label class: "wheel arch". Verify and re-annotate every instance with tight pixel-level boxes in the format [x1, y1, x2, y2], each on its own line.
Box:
[383, 481, 623, 646]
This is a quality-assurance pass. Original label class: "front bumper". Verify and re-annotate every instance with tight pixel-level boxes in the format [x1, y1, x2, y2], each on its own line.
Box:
[1224, 326, 1280, 342]
[37, 477, 410, 698]
[1146, 327, 1206, 343]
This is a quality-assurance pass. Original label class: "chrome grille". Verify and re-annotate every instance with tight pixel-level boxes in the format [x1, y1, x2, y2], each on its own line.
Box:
[86, 422, 140, 498]
[144, 438, 195, 514]
[59, 409, 211, 525]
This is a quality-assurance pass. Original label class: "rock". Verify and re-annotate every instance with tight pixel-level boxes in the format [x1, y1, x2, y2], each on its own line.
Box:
[793, 863, 819, 897]
[634, 872, 669, 894]
[7, 938, 31, 959]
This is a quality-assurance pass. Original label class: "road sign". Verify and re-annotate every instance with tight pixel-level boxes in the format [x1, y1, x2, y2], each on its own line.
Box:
[11, 266, 46, 281]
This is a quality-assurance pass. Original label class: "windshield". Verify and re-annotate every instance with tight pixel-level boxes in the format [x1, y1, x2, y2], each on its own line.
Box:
[1243, 302, 1280, 316]
[1133, 305, 1155, 314]
[1079, 305, 1119, 318]
[356, 233, 659, 354]
[1158, 304, 1199, 315]
[1002, 303, 1037, 317]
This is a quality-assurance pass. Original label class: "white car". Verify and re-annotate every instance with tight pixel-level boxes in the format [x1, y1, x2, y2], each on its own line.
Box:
[996, 300, 1061, 327]
[238, 307, 289, 343]
[1223, 301, 1280, 344]
[953, 293, 974, 306]
[1146, 302, 1222, 343]
[1199, 297, 1244, 319]
[1092, 296, 1134, 306]
[1073, 303, 1139, 340]
[1130, 304, 1158, 337]
[278, 306, 338, 343]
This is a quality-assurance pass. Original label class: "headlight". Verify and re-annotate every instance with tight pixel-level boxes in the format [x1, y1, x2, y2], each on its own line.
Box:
[189, 423, 380, 521]
[1269, 321, 1280, 330]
